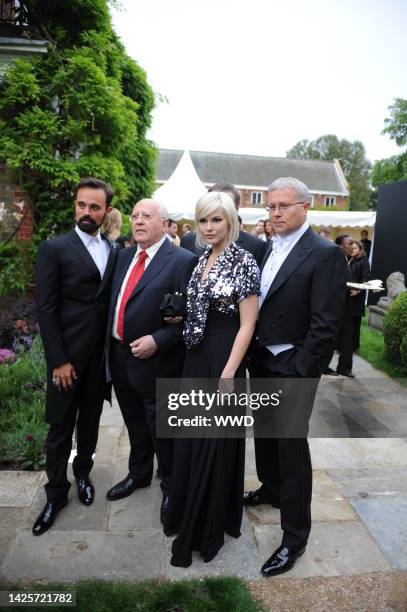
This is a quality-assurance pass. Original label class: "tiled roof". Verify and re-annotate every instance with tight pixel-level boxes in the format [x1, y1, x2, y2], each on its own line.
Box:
[156, 149, 349, 195]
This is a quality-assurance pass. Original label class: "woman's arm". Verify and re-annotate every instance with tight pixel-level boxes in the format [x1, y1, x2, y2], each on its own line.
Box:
[221, 294, 259, 378]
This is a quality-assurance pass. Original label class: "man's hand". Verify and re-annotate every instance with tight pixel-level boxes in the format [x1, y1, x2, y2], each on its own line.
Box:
[130, 335, 158, 359]
[350, 289, 361, 297]
[52, 363, 77, 392]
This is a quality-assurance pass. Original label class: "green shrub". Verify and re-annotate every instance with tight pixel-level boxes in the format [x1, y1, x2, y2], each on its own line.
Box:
[0, 241, 37, 297]
[0, 336, 47, 469]
[383, 291, 407, 373]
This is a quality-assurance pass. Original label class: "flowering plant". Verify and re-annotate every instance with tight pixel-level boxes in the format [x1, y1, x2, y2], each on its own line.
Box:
[0, 348, 16, 364]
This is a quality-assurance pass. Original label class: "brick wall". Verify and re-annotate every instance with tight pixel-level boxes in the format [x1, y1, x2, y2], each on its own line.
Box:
[0, 162, 33, 241]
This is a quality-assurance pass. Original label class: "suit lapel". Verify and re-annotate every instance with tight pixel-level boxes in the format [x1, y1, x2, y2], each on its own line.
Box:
[111, 246, 136, 304]
[261, 240, 274, 271]
[67, 230, 100, 277]
[261, 227, 314, 305]
[128, 238, 173, 301]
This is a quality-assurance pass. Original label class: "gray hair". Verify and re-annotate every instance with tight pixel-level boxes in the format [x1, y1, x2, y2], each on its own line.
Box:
[268, 177, 310, 203]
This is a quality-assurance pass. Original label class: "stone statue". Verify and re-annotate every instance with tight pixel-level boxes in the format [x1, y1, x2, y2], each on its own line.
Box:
[377, 271, 407, 310]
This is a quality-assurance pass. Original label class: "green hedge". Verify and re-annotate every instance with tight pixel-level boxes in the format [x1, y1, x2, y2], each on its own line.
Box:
[0, 336, 47, 469]
[383, 291, 407, 374]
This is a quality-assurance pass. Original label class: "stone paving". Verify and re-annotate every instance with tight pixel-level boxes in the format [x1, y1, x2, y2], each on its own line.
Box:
[1, 355, 406, 605]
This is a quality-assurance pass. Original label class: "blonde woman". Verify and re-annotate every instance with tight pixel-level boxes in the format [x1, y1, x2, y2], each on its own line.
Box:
[102, 207, 122, 243]
[164, 192, 260, 566]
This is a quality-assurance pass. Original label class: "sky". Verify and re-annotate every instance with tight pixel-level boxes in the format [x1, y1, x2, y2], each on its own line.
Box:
[111, 0, 406, 164]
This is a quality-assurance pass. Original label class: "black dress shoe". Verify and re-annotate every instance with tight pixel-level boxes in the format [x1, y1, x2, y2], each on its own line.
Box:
[76, 477, 95, 506]
[32, 500, 68, 536]
[106, 475, 151, 501]
[243, 488, 280, 508]
[322, 367, 339, 376]
[160, 495, 169, 524]
[261, 544, 306, 577]
[337, 370, 356, 378]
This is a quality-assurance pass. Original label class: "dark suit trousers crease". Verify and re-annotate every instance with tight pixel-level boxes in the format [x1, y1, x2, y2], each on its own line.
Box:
[250, 346, 314, 549]
[45, 348, 106, 502]
[110, 342, 173, 494]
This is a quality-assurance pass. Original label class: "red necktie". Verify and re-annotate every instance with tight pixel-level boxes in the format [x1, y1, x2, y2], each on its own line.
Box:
[116, 250, 148, 340]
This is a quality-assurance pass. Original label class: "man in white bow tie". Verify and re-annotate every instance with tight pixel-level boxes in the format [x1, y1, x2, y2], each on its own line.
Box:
[245, 177, 348, 577]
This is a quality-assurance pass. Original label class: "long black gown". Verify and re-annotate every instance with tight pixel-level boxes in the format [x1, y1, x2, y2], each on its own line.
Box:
[164, 243, 260, 567]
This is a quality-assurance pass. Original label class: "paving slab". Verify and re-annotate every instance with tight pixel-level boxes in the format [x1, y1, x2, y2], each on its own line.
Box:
[310, 438, 407, 470]
[24, 466, 114, 533]
[254, 521, 390, 579]
[246, 470, 355, 525]
[336, 491, 407, 570]
[0, 472, 43, 507]
[0, 508, 29, 565]
[94, 426, 122, 465]
[328, 467, 407, 497]
[1, 530, 164, 582]
[165, 512, 261, 580]
[107, 478, 162, 532]
[99, 400, 124, 428]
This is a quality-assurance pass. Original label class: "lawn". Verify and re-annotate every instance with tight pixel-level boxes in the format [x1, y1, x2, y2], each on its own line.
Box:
[0, 577, 264, 612]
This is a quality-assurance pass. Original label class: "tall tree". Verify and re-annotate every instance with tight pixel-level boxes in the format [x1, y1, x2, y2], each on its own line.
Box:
[371, 98, 407, 207]
[0, 0, 156, 237]
[287, 135, 371, 211]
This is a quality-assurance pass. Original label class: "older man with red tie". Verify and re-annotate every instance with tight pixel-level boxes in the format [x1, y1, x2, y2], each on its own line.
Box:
[105, 199, 197, 523]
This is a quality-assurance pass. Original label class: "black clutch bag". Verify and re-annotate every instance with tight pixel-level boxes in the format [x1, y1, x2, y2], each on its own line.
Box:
[160, 292, 186, 318]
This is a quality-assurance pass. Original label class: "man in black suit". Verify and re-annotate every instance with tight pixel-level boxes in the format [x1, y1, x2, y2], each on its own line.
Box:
[360, 229, 372, 259]
[33, 177, 118, 535]
[245, 177, 347, 576]
[106, 199, 197, 523]
[180, 182, 267, 266]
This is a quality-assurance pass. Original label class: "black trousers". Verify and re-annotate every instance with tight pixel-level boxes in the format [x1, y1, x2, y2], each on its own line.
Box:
[337, 299, 354, 374]
[249, 346, 317, 550]
[45, 350, 106, 503]
[110, 341, 173, 494]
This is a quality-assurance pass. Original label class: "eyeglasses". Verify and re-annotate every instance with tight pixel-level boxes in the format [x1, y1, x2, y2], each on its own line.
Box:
[129, 213, 153, 222]
[266, 201, 306, 213]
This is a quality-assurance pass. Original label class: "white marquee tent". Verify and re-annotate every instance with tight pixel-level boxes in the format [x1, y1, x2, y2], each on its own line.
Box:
[238, 208, 376, 229]
[153, 150, 207, 220]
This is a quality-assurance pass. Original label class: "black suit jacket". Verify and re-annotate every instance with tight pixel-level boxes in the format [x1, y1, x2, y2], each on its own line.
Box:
[180, 230, 267, 267]
[349, 255, 370, 316]
[257, 227, 348, 377]
[35, 230, 117, 423]
[107, 239, 197, 392]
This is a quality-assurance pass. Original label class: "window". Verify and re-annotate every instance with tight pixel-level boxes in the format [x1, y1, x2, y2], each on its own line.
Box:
[325, 196, 336, 208]
[252, 191, 262, 205]
[309, 195, 314, 208]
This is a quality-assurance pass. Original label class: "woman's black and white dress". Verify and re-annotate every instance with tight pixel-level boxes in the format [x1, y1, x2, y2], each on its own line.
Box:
[164, 242, 260, 567]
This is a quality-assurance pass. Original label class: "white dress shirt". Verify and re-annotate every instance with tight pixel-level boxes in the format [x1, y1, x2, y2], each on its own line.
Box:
[260, 220, 310, 355]
[112, 235, 167, 339]
[75, 225, 110, 278]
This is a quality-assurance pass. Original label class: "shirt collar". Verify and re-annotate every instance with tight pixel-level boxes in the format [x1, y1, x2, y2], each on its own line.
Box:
[136, 234, 167, 260]
[75, 225, 102, 246]
[273, 220, 310, 247]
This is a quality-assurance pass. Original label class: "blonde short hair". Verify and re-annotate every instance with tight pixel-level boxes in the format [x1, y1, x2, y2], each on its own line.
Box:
[195, 192, 239, 248]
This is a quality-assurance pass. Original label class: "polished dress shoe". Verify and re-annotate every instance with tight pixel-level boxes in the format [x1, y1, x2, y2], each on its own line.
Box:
[337, 369, 356, 378]
[261, 544, 306, 577]
[322, 367, 339, 376]
[243, 488, 280, 508]
[160, 495, 169, 524]
[32, 500, 68, 536]
[106, 475, 150, 501]
[76, 477, 95, 506]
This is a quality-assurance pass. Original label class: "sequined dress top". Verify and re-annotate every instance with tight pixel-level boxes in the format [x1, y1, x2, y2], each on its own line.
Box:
[183, 242, 260, 348]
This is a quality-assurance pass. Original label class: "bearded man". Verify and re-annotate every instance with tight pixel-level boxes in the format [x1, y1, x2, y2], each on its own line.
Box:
[33, 177, 118, 535]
